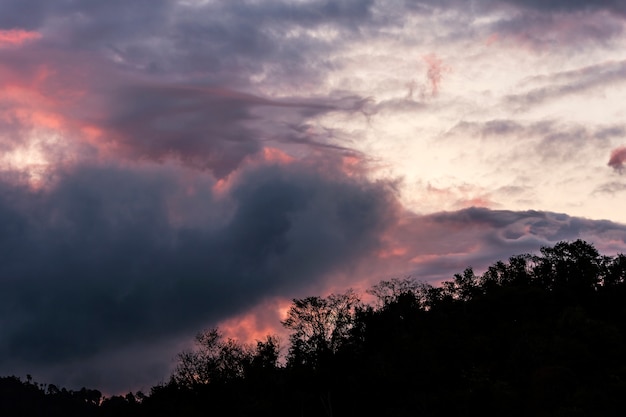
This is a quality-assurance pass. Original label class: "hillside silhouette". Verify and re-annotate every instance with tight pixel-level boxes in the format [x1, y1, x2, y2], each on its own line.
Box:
[2, 240, 626, 416]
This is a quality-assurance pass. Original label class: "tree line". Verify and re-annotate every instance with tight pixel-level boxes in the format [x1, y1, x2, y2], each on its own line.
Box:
[2, 240, 626, 416]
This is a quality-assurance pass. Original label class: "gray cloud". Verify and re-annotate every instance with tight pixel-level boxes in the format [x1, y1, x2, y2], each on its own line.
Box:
[405, 0, 626, 48]
[0, 38, 369, 178]
[447, 119, 623, 164]
[594, 181, 626, 194]
[101, 85, 320, 177]
[414, 0, 626, 15]
[389, 207, 626, 281]
[0, 0, 376, 89]
[502, 0, 626, 15]
[101, 84, 349, 178]
[505, 60, 626, 110]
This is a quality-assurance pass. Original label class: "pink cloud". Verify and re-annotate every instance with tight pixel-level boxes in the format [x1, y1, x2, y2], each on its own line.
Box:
[0, 51, 106, 183]
[218, 298, 292, 346]
[608, 146, 626, 173]
[0, 29, 41, 47]
[422, 53, 450, 97]
[424, 183, 496, 210]
[485, 33, 499, 46]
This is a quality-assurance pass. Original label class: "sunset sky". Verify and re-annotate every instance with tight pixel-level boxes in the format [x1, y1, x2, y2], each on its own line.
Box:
[2, 0, 626, 393]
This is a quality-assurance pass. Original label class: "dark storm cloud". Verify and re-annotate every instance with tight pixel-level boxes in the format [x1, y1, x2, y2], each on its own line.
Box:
[0, 160, 395, 375]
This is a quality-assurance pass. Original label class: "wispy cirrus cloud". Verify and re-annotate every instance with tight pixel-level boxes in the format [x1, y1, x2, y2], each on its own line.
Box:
[505, 59, 626, 110]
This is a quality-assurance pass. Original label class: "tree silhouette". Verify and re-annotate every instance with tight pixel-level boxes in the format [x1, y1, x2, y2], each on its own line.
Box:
[3, 240, 626, 416]
[173, 327, 253, 387]
[282, 290, 360, 369]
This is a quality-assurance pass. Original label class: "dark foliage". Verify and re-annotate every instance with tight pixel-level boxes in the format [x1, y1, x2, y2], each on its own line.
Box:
[3, 240, 626, 416]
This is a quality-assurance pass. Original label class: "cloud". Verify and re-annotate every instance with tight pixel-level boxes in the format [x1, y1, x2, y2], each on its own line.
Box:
[422, 53, 450, 97]
[608, 146, 626, 173]
[491, 8, 624, 49]
[403, 0, 626, 50]
[445, 119, 621, 167]
[100, 84, 373, 178]
[0, 158, 397, 390]
[505, 59, 626, 109]
[0, 32, 371, 179]
[99, 84, 346, 177]
[502, 0, 626, 15]
[0, 29, 41, 47]
[0, 0, 376, 89]
[594, 181, 626, 194]
[382, 207, 626, 282]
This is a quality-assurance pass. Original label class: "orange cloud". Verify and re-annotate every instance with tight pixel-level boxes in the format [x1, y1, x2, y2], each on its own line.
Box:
[218, 298, 292, 345]
[377, 246, 408, 259]
[339, 154, 369, 177]
[0, 29, 41, 47]
[209, 147, 295, 194]
[211, 177, 231, 195]
[0, 68, 99, 187]
[261, 147, 294, 165]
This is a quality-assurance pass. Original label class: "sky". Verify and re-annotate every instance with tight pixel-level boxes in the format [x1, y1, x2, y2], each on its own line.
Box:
[1, 0, 626, 394]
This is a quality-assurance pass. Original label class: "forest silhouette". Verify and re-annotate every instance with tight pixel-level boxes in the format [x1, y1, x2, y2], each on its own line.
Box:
[2, 240, 626, 416]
